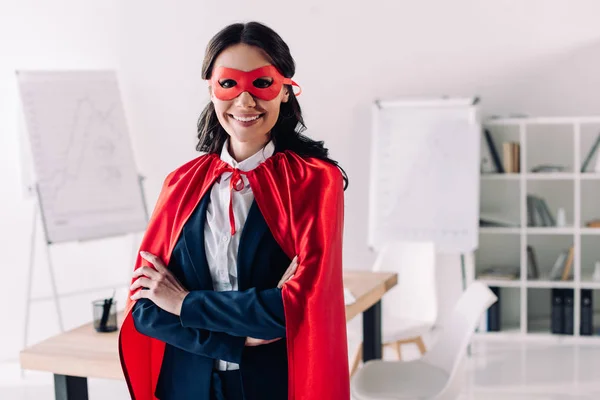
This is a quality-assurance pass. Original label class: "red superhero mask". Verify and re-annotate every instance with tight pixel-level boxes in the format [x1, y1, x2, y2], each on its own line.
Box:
[209, 65, 302, 101]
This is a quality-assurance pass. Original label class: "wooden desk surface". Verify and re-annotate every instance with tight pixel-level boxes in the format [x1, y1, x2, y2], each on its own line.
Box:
[343, 271, 397, 321]
[20, 270, 397, 379]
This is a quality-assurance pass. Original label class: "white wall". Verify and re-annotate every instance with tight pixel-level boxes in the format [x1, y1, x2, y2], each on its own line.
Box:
[0, 0, 127, 360]
[2, 0, 600, 361]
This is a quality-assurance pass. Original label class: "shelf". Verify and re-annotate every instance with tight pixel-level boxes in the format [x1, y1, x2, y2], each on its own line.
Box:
[484, 117, 600, 125]
[579, 281, 600, 289]
[481, 174, 520, 180]
[526, 227, 575, 235]
[480, 173, 589, 180]
[479, 227, 520, 234]
[580, 174, 600, 180]
[581, 228, 600, 235]
[526, 280, 574, 289]
[525, 173, 574, 180]
[477, 279, 521, 288]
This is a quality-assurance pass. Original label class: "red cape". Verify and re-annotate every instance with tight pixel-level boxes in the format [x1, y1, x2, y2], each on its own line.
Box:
[118, 150, 349, 399]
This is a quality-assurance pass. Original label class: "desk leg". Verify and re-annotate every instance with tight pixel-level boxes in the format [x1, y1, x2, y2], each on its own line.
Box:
[362, 300, 382, 362]
[54, 374, 88, 400]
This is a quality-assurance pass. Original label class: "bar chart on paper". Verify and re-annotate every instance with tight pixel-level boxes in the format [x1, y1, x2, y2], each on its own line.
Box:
[368, 99, 481, 253]
[17, 71, 147, 243]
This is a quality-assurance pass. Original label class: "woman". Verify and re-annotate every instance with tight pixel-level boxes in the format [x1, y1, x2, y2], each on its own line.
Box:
[119, 21, 350, 400]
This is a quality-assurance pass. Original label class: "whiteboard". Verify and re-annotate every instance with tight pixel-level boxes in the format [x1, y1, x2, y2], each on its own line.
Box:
[16, 71, 148, 244]
[368, 98, 481, 253]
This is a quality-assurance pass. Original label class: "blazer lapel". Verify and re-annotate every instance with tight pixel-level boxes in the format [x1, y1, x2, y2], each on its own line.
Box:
[182, 191, 213, 290]
[237, 200, 268, 291]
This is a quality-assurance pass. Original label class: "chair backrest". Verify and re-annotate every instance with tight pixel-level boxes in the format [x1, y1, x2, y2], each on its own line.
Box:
[372, 241, 437, 325]
[421, 282, 498, 376]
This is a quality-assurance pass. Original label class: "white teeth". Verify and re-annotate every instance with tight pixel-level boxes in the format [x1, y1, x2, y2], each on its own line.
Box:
[232, 115, 261, 122]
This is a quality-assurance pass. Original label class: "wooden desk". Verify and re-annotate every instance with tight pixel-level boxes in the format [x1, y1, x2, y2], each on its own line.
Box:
[20, 271, 397, 400]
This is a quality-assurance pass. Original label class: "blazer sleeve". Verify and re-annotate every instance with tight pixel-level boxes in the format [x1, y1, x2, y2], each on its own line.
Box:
[179, 287, 285, 340]
[132, 298, 247, 363]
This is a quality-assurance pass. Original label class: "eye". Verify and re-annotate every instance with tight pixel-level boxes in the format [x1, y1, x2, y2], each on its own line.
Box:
[253, 78, 273, 89]
[219, 79, 237, 89]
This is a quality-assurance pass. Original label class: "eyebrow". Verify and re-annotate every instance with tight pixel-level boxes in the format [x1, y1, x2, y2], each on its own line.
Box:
[214, 65, 273, 72]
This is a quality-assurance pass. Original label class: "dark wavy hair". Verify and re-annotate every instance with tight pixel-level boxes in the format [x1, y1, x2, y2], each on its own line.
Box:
[196, 21, 348, 190]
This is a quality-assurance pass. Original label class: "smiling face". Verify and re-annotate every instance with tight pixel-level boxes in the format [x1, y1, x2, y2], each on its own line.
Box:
[209, 43, 290, 150]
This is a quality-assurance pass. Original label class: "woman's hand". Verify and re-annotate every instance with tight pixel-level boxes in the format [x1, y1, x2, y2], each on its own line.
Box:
[246, 256, 299, 347]
[245, 337, 281, 346]
[130, 251, 189, 316]
[277, 255, 298, 289]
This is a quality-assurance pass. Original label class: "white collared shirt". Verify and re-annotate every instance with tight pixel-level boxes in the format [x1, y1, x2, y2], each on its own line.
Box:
[204, 138, 275, 371]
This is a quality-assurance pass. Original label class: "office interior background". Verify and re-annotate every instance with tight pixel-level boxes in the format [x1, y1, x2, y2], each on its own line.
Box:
[3, 0, 600, 399]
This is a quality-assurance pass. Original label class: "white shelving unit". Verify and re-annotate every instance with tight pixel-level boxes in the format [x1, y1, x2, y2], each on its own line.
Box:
[476, 116, 600, 341]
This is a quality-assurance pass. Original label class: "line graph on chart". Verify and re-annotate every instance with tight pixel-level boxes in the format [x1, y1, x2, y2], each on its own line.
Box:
[18, 71, 147, 243]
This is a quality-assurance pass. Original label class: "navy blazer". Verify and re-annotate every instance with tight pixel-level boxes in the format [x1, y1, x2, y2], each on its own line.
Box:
[132, 189, 291, 400]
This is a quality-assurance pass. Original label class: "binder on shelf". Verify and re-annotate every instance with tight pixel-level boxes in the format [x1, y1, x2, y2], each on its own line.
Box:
[502, 142, 511, 173]
[526, 196, 535, 227]
[483, 129, 504, 173]
[487, 286, 501, 331]
[527, 195, 556, 227]
[551, 288, 564, 334]
[580, 289, 593, 336]
[513, 142, 520, 172]
[581, 132, 600, 172]
[527, 246, 539, 279]
[547, 246, 574, 281]
[536, 197, 549, 226]
[549, 251, 569, 280]
[539, 198, 556, 227]
[563, 289, 574, 335]
[560, 247, 574, 281]
[502, 142, 520, 173]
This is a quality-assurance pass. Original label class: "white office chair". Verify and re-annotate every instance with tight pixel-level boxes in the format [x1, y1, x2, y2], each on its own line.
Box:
[351, 282, 498, 400]
[351, 241, 437, 376]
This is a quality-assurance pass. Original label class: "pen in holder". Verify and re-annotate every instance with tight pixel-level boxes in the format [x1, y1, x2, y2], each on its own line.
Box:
[93, 290, 117, 333]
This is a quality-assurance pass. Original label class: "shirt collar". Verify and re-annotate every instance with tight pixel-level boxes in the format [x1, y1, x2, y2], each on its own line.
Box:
[220, 138, 275, 172]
